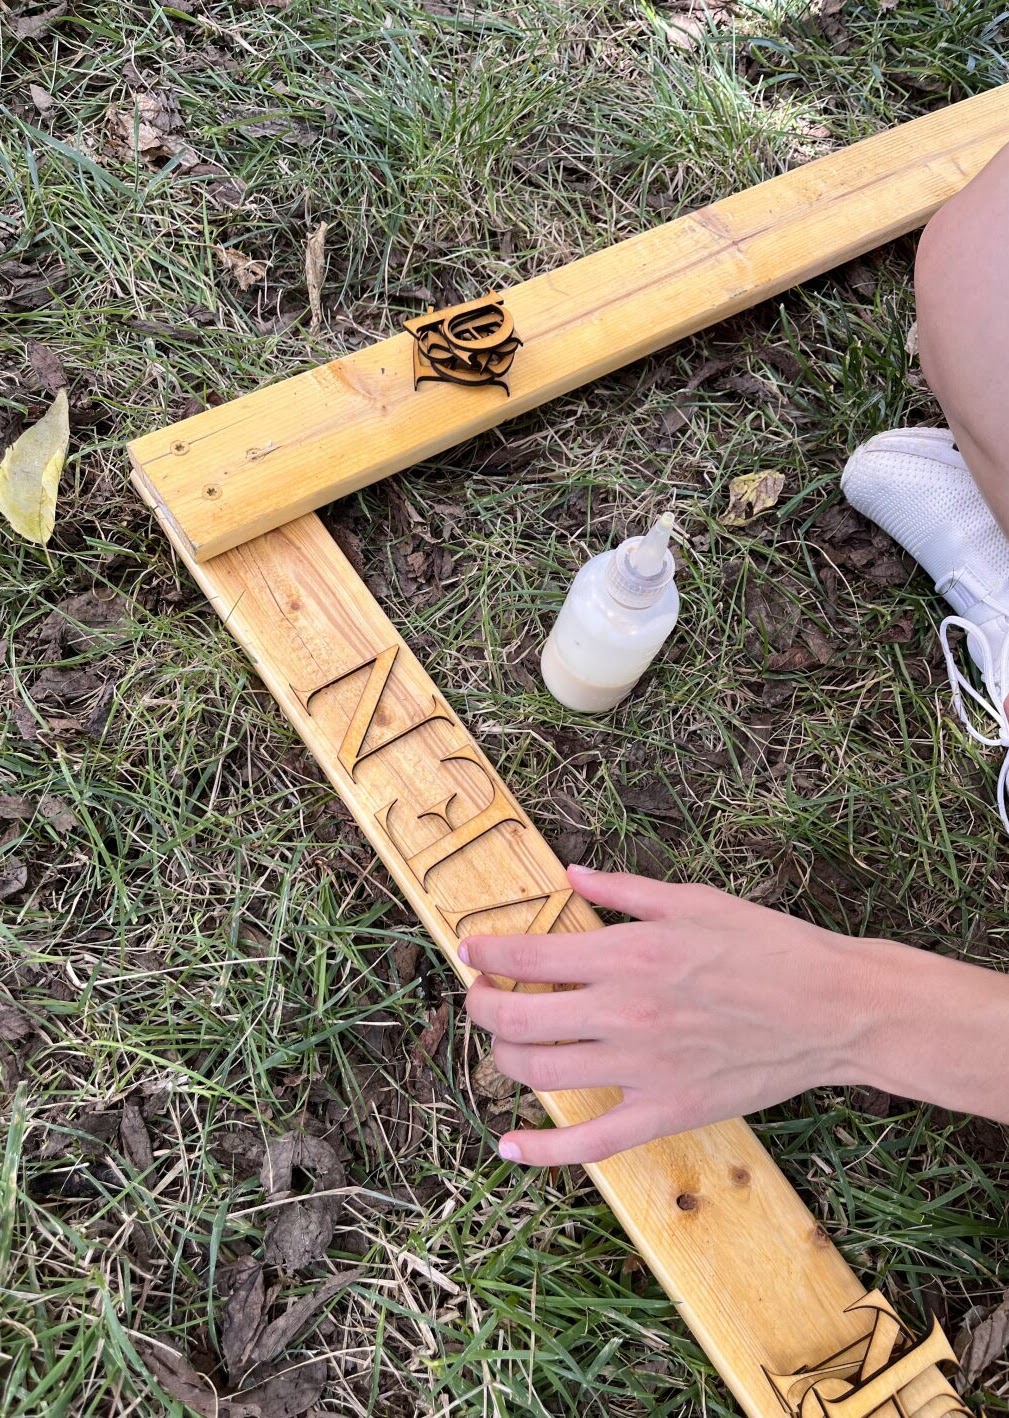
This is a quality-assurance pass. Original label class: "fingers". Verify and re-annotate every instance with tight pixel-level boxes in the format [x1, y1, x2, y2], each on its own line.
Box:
[492, 1039, 614, 1094]
[566, 864, 680, 920]
[497, 1100, 657, 1167]
[466, 974, 595, 1044]
[459, 927, 633, 984]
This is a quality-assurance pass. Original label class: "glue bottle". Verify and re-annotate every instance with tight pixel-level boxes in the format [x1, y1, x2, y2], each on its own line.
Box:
[540, 513, 680, 712]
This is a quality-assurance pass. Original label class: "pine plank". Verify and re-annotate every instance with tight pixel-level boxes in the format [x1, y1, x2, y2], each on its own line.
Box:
[130, 85, 1009, 561]
[135, 487, 960, 1416]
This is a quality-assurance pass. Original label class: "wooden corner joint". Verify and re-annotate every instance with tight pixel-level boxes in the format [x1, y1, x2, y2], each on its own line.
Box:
[404, 291, 522, 394]
[766, 1289, 967, 1418]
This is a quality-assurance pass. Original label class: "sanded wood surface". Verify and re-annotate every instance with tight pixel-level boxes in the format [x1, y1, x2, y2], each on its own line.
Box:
[134, 489, 962, 1415]
[130, 85, 1009, 561]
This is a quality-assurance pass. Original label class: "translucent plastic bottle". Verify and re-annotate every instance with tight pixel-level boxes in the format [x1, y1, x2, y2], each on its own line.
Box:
[540, 513, 680, 712]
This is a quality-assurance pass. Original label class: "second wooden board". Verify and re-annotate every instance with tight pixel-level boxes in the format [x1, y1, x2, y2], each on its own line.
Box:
[130, 85, 1009, 561]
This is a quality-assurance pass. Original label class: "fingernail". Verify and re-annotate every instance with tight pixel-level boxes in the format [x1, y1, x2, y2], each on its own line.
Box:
[499, 1139, 522, 1162]
[569, 863, 595, 875]
[458, 942, 471, 965]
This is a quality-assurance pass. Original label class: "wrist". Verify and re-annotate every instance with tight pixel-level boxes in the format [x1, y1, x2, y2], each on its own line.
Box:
[841, 936, 1009, 1122]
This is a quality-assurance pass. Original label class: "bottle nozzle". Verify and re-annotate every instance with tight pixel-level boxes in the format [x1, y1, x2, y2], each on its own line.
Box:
[606, 511, 677, 608]
[630, 512, 676, 578]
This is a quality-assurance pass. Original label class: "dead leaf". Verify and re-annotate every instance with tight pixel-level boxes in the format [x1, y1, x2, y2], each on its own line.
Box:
[211, 1129, 266, 1180]
[412, 1002, 448, 1066]
[236, 1358, 327, 1416]
[106, 91, 199, 169]
[30, 84, 55, 113]
[721, 471, 786, 528]
[215, 245, 269, 292]
[305, 222, 328, 335]
[9, 3, 67, 39]
[957, 1292, 1009, 1389]
[40, 796, 78, 833]
[265, 1196, 336, 1273]
[261, 1133, 345, 1273]
[251, 1269, 363, 1367]
[0, 388, 69, 544]
[120, 1101, 154, 1172]
[221, 1257, 267, 1381]
[0, 859, 28, 901]
[472, 1053, 515, 1103]
[28, 341, 66, 392]
[0, 1006, 33, 1042]
[0, 260, 66, 312]
[905, 320, 919, 360]
[135, 1341, 222, 1418]
[515, 1094, 547, 1126]
[0, 795, 29, 821]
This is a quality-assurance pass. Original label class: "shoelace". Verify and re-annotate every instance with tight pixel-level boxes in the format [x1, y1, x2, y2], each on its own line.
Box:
[939, 613, 1009, 832]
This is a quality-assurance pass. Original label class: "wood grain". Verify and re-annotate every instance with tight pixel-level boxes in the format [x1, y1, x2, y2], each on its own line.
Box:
[133, 489, 961, 1416]
[130, 85, 1009, 561]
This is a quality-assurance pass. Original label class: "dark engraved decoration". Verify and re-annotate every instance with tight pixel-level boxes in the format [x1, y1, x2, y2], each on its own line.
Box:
[404, 293, 522, 394]
[765, 1291, 969, 1418]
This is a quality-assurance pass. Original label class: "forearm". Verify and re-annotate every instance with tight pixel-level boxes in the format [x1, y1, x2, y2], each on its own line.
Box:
[849, 937, 1009, 1124]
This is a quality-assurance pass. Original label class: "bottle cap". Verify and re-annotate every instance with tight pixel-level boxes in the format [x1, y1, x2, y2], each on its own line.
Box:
[607, 512, 677, 608]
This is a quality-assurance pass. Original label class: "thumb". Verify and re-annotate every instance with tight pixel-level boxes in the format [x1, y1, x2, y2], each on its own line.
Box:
[566, 863, 677, 921]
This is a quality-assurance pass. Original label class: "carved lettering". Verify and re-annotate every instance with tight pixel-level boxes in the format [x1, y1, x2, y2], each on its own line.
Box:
[378, 743, 523, 888]
[293, 644, 450, 779]
[440, 886, 574, 939]
[766, 1292, 968, 1418]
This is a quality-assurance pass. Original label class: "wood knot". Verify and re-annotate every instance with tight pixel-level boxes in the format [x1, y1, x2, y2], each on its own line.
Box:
[730, 1167, 750, 1186]
[811, 1224, 830, 1248]
[676, 1192, 699, 1212]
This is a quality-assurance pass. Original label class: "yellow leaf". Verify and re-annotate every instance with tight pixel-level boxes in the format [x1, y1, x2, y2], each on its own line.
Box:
[721, 470, 785, 527]
[0, 389, 69, 545]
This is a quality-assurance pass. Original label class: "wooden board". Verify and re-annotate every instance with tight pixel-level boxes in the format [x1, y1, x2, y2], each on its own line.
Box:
[134, 486, 966, 1418]
[130, 84, 1009, 562]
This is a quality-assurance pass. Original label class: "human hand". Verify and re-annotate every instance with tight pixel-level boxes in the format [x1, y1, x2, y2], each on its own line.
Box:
[461, 864, 888, 1166]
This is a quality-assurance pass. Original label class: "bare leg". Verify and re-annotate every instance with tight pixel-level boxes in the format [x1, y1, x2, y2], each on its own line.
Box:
[915, 143, 1009, 539]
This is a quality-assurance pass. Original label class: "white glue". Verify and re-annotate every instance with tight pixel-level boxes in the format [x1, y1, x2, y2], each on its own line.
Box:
[540, 512, 680, 712]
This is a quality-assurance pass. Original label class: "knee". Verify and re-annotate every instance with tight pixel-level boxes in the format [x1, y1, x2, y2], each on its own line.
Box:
[914, 200, 965, 400]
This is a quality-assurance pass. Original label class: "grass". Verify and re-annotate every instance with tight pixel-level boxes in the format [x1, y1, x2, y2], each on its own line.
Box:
[1, 0, 1009, 1413]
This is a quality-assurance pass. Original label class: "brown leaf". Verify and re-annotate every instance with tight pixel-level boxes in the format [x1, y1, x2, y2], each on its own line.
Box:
[957, 1292, 1009, 1388]
[261, 1133, 345, 1274]
[40, 796, 78, 834]
[121, 1101, 154, 1172]
[305, 222, 329, 335]
[767, 645, 820, 673]
[261, 1133, 343, 1197]
[10, 3, 67, 39]
[215, 245, 270, 292]
[0, 1005, 33, 1042]
[251, 1270, 363, 1366]
[721, 471, 786, 527]
[135, 1341, 221, 1417]
[106, 91, 198, 169]
[28, 342, 66, 392]
[237, 1358, 327, 1417]
[221, 1257, 267, 1382]
[0, 859, 27, 900]
[0, 260, 66, 312]
[211, 1128, 266, 1180]
[515, 1094, 547, 1126]
[472, 1053, 515, 1103]
[29, 84, 54, 113]
[412, 1002, 449, 1066]
[265, 1197, 336, 1274]
[0, 795, 29, 821]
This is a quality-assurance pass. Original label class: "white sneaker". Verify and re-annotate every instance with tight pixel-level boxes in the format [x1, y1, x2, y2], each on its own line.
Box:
[841, 428, 1009, 830]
